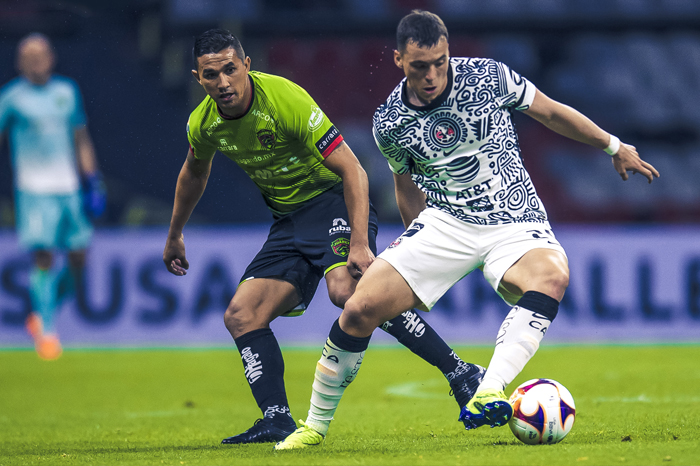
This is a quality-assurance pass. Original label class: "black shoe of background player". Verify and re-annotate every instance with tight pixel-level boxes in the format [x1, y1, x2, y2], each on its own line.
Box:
[221, 417, 297, 444]
[449, 363, 487, 409]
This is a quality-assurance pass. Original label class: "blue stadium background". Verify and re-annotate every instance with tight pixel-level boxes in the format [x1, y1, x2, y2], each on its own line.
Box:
[1, 0, 699, 346]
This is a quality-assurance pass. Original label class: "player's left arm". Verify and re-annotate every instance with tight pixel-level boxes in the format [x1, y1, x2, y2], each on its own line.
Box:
[74, 125, 98, 175]
[71, 78, 106, 218]
[523, 89, 660, 183]
[323, 141, 375, 279]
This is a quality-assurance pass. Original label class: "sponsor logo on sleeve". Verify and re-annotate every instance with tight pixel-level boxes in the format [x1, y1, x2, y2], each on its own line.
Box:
[308, 106, 324, 132]
[315, 125, 343, 157]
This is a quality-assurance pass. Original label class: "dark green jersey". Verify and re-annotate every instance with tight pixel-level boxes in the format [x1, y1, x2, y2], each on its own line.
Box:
[186, 71, 344, 215]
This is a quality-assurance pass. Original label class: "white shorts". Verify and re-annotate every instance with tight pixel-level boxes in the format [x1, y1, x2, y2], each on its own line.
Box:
[378, 208, 567, 310]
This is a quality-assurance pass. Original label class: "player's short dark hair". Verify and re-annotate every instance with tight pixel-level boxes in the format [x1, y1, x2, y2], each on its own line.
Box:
[396, 10, 448, 52]
[193, 28, 245, 69]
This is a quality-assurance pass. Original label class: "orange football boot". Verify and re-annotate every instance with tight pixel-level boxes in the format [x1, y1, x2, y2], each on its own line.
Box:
[37, 334, 63, 360]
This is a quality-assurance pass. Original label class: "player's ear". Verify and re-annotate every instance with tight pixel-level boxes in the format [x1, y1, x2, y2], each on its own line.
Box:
[394, 49, 403, 69]
[244, 56, 251, 71]
[191, 69, 201, 84]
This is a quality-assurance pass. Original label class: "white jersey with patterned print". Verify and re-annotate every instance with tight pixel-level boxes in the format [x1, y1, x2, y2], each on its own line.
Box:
[373, 57, 547, 225]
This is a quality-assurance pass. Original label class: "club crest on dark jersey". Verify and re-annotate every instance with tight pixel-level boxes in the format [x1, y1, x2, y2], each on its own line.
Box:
[424, 112, 467, 153]
[257, 129, 276, 149]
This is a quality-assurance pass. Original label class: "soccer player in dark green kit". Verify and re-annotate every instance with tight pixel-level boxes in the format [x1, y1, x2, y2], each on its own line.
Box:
[163, 29, 484, 444]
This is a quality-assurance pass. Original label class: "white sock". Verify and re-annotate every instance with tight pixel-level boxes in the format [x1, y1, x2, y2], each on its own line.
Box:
[478, 305, 551, 392]
[305, 338, 365, 436]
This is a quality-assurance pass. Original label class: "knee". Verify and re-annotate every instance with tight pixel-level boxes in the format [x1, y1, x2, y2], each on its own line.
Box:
[341, 297, 379, 334]
[328, 287, 353, 309]
[34, 250, 53, 269]
[223, 300, 258, 338]
[546, 265, 570, 301]
[554, 263, 570, 291]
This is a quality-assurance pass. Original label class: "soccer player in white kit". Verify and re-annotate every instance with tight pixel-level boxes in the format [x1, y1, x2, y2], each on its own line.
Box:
[275, 10, 659, 448]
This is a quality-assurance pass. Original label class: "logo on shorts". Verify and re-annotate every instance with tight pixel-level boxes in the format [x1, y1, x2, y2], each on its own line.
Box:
[331, 238, 350, 257]
[388, 221, 424, 249]
[257, 129, 276, 149]
[388, 237, 402, 249]
[404, 221, 424, 237]
[329, 218, 351, 236]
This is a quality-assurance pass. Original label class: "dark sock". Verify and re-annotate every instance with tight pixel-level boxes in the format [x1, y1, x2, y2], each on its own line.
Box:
[233, 328, 293, 424]
[329, 319, 371, 352]
[381, 310, 462, 377]
[516, 290, 560, 321]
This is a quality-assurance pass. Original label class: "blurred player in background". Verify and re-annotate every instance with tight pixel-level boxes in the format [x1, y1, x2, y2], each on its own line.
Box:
[163, 28, 485, 445]
[0, 33, 106, 360]
[276, 10, 660, 449]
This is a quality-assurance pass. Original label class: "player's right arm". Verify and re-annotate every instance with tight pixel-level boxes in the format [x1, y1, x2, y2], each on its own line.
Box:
[163, 147, 212, 276]
[393, 172, 426, 229]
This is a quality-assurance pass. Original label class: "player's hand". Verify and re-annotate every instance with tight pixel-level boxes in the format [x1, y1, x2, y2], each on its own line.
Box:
[347, 244, 375, 280]
[611, 143, 660, 184]
[83, 171, 107, 218]
[163, 234, 189, 276]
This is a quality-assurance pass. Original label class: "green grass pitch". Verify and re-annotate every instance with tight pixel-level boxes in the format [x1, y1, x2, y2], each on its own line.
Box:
[1, 344, 698, 466]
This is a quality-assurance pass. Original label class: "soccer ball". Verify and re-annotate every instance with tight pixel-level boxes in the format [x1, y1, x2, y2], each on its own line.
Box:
[508, 378, 576, 445]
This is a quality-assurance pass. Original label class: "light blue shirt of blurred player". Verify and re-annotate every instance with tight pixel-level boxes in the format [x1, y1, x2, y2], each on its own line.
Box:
[0, 75, 86, 195]
[0, 74, 93, 251]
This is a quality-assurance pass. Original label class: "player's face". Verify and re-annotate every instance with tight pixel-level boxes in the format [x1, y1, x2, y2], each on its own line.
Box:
[17, 39, 55, 86]
[394, 37, 450, 106]
[193, 48, 251, 117]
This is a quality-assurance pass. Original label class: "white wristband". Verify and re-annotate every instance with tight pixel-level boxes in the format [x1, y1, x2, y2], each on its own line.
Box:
[604, 135, 620, 156]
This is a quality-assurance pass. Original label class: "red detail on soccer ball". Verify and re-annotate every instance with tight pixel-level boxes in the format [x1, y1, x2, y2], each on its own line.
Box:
[508, 378, 576, 445]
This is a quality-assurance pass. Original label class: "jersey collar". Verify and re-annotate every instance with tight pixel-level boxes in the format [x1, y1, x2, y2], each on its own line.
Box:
[401, 59, 453, 112]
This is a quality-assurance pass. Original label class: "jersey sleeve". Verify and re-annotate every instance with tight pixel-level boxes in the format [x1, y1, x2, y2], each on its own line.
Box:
[277, 79, 343, 161]
[69, 80, 87, 128]
[495, 60, 537, 111]
[186, 113, 217, 161]
[372, 109, 412, 175]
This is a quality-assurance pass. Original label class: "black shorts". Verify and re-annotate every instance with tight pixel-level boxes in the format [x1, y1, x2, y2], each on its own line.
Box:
[241, 183, 379, 316]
